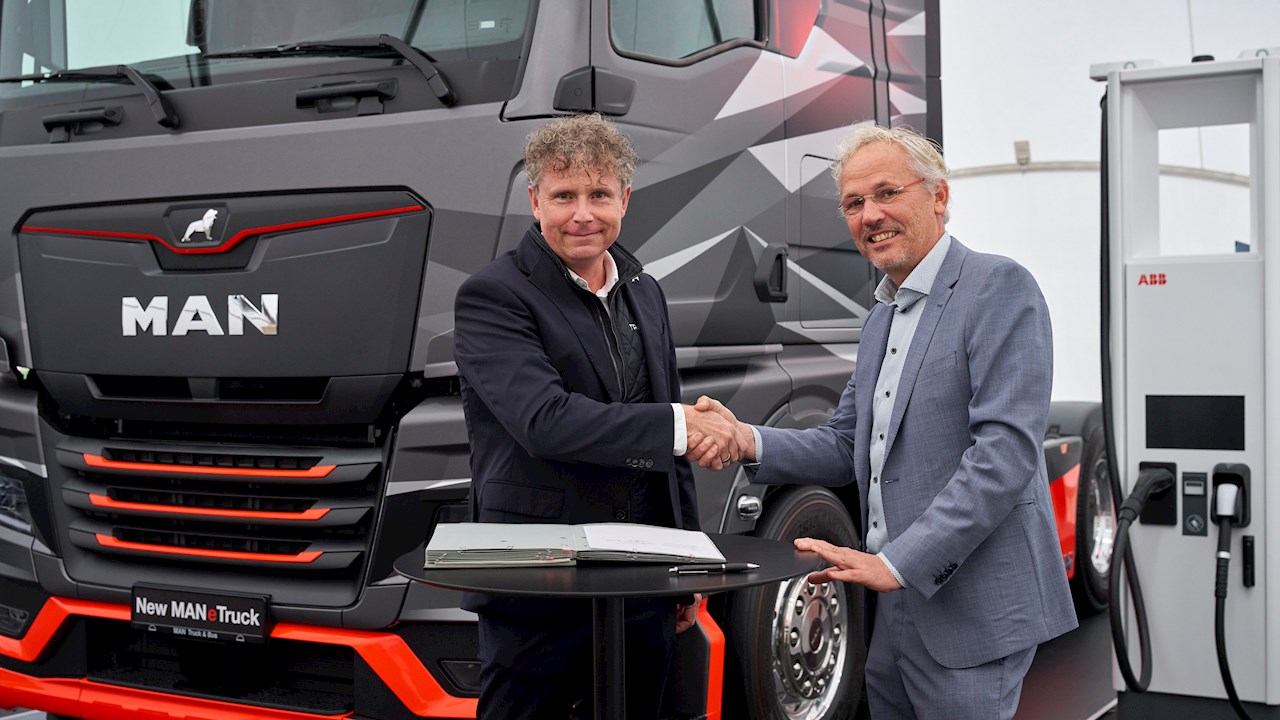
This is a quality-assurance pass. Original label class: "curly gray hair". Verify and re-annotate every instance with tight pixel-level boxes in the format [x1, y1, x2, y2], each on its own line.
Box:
[524, 113, 639, 191]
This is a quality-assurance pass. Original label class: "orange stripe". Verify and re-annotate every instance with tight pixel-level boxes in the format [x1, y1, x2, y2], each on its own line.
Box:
[20, 204, 424, 255]
[89, 493, 331, 521]
[0, 597, 128, 662]
[85, 453, 335, 478]
[0, 597, 477, 718]
[96, 534, 322, 563]
[698, 598, 725, 720]
[0, 670, 354, 720]
[276, 624, 477, 717]
[1051, 464, 1081, 579]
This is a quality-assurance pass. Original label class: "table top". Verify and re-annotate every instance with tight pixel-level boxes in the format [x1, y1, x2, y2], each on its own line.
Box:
[394, 532, 823, 598]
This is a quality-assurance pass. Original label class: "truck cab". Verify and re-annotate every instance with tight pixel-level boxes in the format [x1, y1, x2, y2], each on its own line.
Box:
[0, 2, 939, 719]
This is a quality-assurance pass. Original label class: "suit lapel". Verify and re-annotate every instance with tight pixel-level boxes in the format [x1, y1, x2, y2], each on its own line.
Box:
[883, 241, 967, 458]
[516, 230, 622, 401]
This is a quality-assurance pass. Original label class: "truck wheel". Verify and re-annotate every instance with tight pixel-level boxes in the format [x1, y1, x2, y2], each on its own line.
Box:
[725, 486, 865, 720]
[1071, 421, 1114, 616]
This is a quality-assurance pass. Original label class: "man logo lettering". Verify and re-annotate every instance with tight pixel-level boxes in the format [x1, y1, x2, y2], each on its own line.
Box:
[122, 294, 278, 336]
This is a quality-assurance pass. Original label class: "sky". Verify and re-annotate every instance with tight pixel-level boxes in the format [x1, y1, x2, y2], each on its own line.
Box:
[940, 0, 1280, 171]
[938, 0, 1280, 401]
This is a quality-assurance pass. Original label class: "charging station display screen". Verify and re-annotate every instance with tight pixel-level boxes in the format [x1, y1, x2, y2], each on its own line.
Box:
[1146, 395, 1245, 450]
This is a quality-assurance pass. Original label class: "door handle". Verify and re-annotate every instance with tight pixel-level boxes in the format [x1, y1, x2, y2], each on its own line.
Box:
[296, 79, 398, 114]
[754, 245, 788, 303]
[42, 106, 123, 143]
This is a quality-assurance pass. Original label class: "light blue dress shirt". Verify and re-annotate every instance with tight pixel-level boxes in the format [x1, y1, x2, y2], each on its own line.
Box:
[866, 234, 951, 587]
[753, 234, 952, 589]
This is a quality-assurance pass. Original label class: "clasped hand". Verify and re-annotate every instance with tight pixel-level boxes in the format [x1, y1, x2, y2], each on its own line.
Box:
[682, 396, 755, 470]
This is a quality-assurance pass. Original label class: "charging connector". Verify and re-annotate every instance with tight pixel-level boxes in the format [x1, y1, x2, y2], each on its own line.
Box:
[1212, 480, 1254, 720]
[1214, 482, 1242, 523]
[1109, 466, 1176, 692]
[1215, 481, 1241, 600]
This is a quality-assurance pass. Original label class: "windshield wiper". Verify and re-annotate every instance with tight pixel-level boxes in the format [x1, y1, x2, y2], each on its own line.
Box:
[206, 34, 455, 107]
[0, 64, 179, 129]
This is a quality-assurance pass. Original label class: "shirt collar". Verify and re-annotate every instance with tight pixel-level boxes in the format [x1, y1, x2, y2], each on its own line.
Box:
[568, 251, 620, 299]
[874, 233, 952, 310]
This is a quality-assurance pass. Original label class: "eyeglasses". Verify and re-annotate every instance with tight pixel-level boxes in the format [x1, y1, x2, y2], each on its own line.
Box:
[839, 178, 927, 217]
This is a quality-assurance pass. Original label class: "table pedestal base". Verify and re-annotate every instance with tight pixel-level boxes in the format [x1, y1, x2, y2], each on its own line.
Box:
[594, 596, 626, 720]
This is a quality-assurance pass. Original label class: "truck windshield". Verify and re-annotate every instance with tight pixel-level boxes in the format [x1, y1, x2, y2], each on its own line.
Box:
[0, 0, 529, 95]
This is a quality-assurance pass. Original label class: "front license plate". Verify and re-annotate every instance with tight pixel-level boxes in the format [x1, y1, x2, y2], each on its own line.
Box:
[132, 584, 269, 644]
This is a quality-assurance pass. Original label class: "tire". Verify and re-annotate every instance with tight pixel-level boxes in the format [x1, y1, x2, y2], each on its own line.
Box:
[724, 486, 866, 720]
[1070, 419, 1114, 616]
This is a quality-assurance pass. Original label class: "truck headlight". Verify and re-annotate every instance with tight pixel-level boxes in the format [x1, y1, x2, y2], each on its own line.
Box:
[0, 473, 32, 533]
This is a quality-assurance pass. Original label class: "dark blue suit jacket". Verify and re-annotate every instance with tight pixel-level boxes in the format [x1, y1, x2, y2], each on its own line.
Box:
[454, 227, 698, 612]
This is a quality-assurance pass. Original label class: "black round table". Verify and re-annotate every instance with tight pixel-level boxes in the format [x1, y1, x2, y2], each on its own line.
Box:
[394, 532, 822, 720]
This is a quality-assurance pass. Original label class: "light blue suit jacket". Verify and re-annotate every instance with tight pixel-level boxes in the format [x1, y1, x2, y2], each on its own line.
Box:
[753, 238, 1077, 668]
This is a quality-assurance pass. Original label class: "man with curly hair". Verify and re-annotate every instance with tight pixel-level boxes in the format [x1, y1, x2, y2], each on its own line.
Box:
[453, 113, 737, 719]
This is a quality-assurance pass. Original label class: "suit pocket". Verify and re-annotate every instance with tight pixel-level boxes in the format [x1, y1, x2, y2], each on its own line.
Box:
[919, 350, 958, 380]
[481, 480, 565, 520]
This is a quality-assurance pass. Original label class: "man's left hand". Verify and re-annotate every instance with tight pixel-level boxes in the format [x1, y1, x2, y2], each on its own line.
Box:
[675, 593, 702, 634]
[794, 537, 902, 592]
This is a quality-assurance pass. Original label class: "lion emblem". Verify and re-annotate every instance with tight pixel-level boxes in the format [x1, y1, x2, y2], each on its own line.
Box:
[180, 208, 219, 243]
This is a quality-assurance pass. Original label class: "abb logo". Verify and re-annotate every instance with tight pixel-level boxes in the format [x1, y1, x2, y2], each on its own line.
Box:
[1137, 273, 1167, 286]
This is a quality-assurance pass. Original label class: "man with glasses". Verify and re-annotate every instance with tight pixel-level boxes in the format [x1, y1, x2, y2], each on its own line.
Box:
[688, 121, 1077, 719]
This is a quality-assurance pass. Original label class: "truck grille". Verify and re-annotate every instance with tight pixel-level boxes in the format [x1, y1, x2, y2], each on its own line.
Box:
[107, 447, 323, 471]
[55, 438, 381, 584]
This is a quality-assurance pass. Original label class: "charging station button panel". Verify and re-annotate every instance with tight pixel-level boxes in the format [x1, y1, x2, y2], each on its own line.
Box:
[1182, 473, 1208, 536]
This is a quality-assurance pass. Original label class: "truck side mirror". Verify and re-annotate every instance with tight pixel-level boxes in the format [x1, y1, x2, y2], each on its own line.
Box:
[186, 0, 208, 53]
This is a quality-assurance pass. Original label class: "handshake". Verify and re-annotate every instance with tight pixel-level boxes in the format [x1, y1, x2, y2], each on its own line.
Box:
[681, 396, 755, 471]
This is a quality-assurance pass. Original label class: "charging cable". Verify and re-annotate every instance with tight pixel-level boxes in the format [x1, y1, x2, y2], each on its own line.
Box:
[1213, 482, 1254, 720]
[1108, 466, 1175, 691]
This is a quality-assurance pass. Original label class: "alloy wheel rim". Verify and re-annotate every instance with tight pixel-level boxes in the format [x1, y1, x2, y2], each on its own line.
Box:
[770, 575, 848, 719]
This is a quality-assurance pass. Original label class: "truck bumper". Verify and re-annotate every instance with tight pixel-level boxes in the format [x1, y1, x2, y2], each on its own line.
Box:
[0, 596, 478, 719]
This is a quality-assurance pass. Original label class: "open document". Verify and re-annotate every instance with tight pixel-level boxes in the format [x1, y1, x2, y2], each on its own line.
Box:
[425, 522, 726, 569]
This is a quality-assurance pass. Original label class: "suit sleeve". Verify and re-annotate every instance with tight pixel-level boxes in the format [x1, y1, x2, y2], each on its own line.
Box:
[748, 372, 859, 488]
[881, 260, 1053, 598]
[454, 272, 677, 470]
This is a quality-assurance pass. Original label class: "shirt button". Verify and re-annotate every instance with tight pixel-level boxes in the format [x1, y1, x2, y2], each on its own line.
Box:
[890, 348, 897, 354]
[884, 391, 890, 397]
[879, 433, 885, 440]
[615, 510, 627, 520]
[873, 477, 878, 484]
[872, 521, 878, 528]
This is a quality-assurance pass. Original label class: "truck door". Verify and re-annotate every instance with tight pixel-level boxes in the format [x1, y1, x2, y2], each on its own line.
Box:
[586, 0, 787, 348]
[782, 1, 935, 338]
[582, 1, 792, 532]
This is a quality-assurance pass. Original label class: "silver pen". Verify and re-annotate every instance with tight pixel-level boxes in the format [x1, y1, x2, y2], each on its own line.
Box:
[668, 562, 759, 574]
